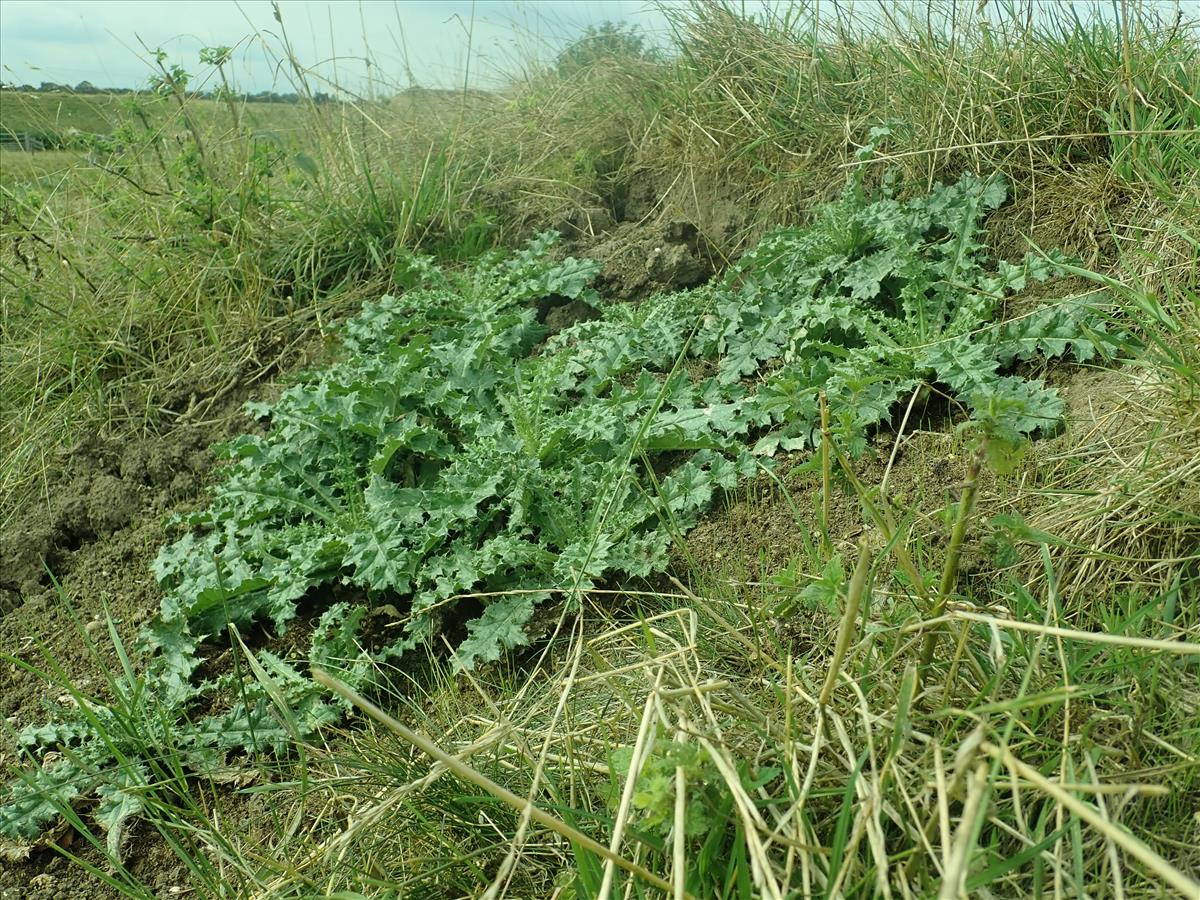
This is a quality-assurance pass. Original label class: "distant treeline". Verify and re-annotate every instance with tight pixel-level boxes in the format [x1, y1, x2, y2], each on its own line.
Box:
[0, 81, 336, 104]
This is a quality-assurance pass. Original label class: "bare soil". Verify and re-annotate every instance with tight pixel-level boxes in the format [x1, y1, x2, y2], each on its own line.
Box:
[0, 425, 224, 895]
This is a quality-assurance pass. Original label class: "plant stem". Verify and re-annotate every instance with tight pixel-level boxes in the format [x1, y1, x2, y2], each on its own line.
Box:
[832, 442, 926, 599]
[919, 440, 986, 676]
[819, 391, 833, 559]
[819, 536, 872, 707]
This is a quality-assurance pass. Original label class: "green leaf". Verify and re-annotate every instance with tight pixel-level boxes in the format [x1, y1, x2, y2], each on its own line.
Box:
[95, 765, 148, 859]
[968, 376, 1065, 443]
[455, 591, 545, 670]
[0, 762, 84, 839]
[3, 175, 1128, 846]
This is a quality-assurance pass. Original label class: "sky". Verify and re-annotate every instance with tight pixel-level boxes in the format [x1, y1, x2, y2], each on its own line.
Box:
[2, 1, 1193, 96]
[0, 0, 674, 94]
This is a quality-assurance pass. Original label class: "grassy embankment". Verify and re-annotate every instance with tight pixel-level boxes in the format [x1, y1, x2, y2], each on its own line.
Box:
[1, 78, 494, 527]
[2, 1, 1199, 896]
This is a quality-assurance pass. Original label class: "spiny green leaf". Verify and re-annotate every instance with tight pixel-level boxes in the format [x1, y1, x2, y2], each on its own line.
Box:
[0, 762, 84, 839]
[95, 764, 148, 859]
[455, 591, 544, 670]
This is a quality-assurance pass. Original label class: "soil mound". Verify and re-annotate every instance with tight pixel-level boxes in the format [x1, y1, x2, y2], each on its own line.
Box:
[0, 430, 209, 612]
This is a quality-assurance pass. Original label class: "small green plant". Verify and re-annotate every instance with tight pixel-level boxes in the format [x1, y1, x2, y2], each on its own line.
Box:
[2, 175, 1122, 846]
[712, 172, 1123, 457]
[605, 738, 779, 897]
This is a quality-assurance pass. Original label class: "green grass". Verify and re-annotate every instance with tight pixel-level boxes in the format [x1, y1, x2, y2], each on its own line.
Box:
[461, 0, 1200, 264]
[0, 89, 332, 146]
[1, 0, 1199, 896]
[1, 90, 124, 139]
[0, 83, 497, 525]
[0, 148, 82, 181]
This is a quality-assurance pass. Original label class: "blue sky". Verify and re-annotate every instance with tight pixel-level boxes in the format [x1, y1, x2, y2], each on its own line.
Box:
[0, 0, 673, 93]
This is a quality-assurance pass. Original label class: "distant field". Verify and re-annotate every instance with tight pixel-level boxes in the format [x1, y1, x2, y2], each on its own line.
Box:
[0, 90, 340, 186]
[0, 88, 489, 188]
[0, 90, 122, 136]
[0, 90, 324, 147]
[0, 88, 478, 157]
[0, 92, 186, 184]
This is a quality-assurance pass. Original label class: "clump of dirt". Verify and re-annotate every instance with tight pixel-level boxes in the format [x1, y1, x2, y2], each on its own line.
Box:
[684, 428, 977, 580]
[0, 413, 260, 750]
[537, 295, 600, 336]
[551, 204, 616, 240]
[621, 169, 756, 255]
[584, 219, 716, 299]
[1042, 365, 1140, 441]
[0, 320, 338, 614]
[1, 828, 190, 900]
[0, 429, 209, 608]
[551, 172, 750, 300]
[984, 162, 1137, 268]
[0, 423, 223, 895]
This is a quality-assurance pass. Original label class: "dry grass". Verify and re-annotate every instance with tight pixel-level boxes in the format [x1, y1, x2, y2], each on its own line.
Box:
[216, 555, 1198, 897]
[463, 1, 1199, 269]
